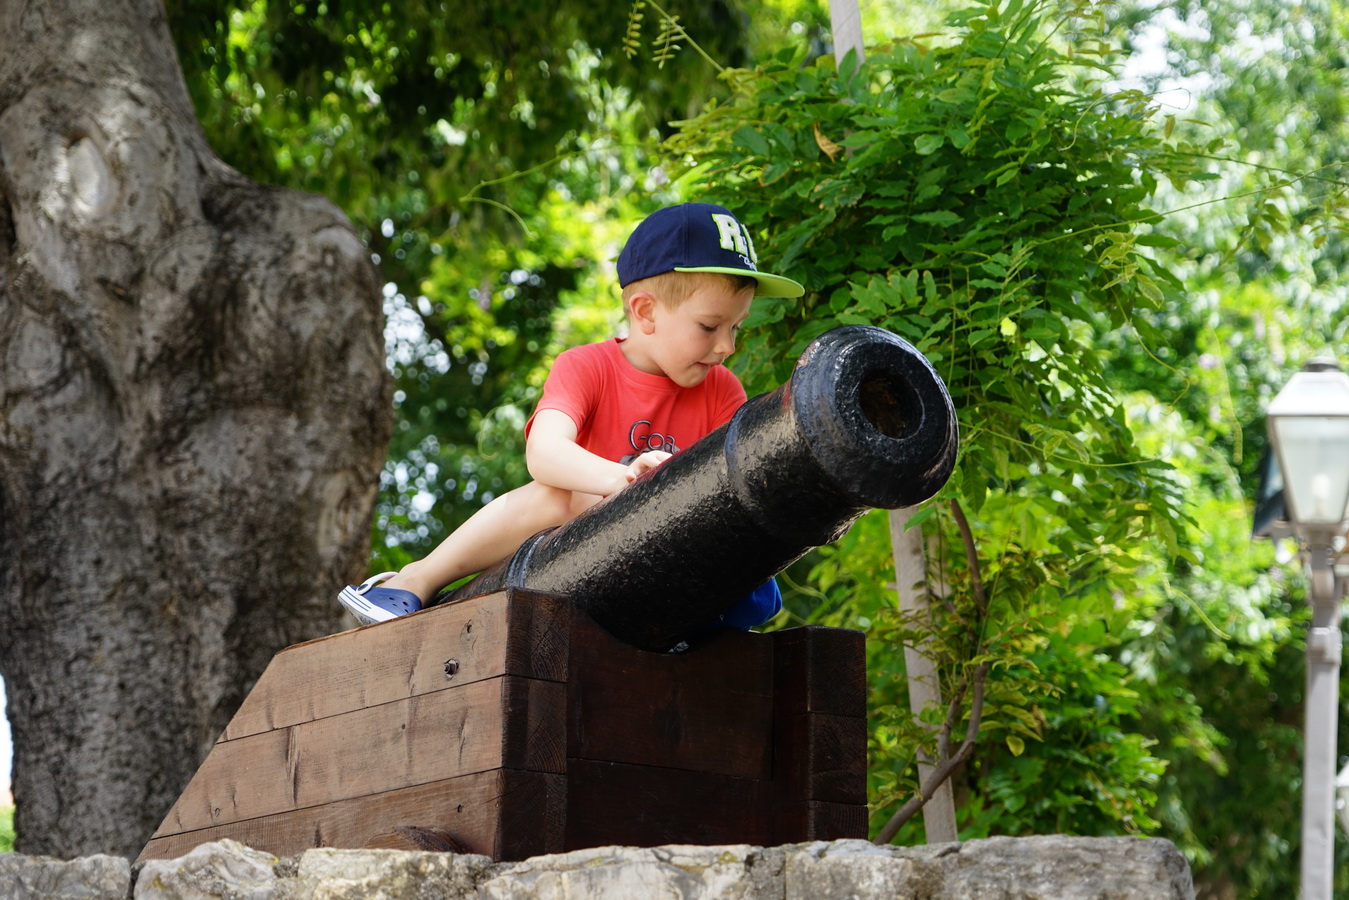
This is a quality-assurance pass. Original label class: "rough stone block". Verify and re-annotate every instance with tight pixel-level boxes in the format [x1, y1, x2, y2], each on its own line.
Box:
[4, 834, 1197, 900]
[0, 852, 130, 900]
[286, 847, 493, 900]
[135, 840, 281, 900]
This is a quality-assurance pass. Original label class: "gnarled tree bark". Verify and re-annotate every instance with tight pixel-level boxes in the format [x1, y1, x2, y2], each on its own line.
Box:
[0, 0, 391, 857]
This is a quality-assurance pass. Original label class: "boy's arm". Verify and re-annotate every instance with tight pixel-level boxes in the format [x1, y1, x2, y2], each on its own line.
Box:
[526, 409, 669, 497]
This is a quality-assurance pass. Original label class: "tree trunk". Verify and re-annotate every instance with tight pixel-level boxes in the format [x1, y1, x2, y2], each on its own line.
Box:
[0, 0, 391, 858]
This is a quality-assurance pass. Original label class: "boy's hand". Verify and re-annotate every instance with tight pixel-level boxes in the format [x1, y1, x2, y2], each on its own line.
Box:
[624, 450, 672, 483]
[527, 409, 673, 498]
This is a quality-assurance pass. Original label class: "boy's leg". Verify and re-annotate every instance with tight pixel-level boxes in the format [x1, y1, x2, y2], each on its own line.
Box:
[695, 578, 783, 634]
[377, 481, 599, 604]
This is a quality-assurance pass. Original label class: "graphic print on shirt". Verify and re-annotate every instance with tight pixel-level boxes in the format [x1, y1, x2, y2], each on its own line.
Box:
[619, 419, 680, 464]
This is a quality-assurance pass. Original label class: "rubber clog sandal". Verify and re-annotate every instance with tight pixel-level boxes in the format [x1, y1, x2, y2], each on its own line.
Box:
[337, 571, 423, 626]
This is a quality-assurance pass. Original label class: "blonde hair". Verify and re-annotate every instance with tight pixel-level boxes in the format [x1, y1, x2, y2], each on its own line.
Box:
[622, 270, 758, 315]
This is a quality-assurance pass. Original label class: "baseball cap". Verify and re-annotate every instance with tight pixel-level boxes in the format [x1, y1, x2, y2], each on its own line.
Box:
[617, 202, 805, 298]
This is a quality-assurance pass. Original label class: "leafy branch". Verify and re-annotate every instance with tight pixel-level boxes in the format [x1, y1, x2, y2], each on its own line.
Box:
[873, 499, 991, 845]
[623, 0, 724, 72]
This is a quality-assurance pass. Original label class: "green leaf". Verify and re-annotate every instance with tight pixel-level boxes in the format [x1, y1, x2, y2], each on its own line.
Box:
[837, 129, 883, 148]
[760, 161, 790, 184]
[1134, 233, 1180, 248]
[732, 125, 771, 157]
[936, 87, 976, 104]
[915, 133, 945, 155]
[912, 210, 962, 227]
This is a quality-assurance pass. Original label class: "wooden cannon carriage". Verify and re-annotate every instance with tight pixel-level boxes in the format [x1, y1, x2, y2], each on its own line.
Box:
[138, 325, 958, 862]
[138, 591, 867, 860]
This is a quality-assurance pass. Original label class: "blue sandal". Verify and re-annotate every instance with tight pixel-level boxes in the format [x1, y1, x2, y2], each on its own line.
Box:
[338, 572, 423, 625]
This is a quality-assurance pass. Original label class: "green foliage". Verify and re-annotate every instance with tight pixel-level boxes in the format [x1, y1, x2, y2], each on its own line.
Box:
[0, 804, 13, 853]
[790, 500, 1167, 843]
[668, 0, 1206, 839]
[668, 0, 1216, 553]
[1108, 390, 1349, 898]
[1100, 2, 1349, 894]
[964, 625, 1164, 836]
[165, 0, 752, 224]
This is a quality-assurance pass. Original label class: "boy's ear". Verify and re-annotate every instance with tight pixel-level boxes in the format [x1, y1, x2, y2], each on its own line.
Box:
[628, 291, 659, 334]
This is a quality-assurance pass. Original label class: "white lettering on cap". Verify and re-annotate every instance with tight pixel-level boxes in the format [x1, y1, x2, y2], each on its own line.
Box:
[711, 212, 757, 263]
[742, 229, 759, 266]
[710, 213, 745, 253]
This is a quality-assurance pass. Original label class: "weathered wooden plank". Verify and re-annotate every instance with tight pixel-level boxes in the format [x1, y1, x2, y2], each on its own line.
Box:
[567, 616, 774, 779]
[772, 712, 868, 805]
[772, 799, 869, 844]
[156, 675, 565, 834]
[139, 769, 565, 862]
[495, 761, 569, 860]
[501, 675, 568, 774]
[362, 826, 470, 852]
[223, 591, 570, 741]
[498, 589, 572, 683]
[772, 626, 867, 719]
[564, 758, 773, 850]
[771, 625, 868, 839]
[152, 726, 293, 838]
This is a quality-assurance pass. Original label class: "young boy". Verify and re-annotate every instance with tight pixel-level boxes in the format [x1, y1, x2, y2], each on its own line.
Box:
[338, 202, 804, 628]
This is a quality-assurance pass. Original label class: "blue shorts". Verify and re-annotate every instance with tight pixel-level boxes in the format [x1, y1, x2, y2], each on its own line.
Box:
[700, 577, 782, 632]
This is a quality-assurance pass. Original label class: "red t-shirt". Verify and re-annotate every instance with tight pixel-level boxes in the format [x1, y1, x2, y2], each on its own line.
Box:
[525, 338, 746, 464]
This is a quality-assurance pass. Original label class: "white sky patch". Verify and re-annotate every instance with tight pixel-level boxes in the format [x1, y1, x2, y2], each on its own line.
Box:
[1107, 5, 1214, 113]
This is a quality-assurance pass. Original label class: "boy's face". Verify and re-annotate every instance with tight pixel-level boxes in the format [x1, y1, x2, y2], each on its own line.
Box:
[644, 281, 755, 388]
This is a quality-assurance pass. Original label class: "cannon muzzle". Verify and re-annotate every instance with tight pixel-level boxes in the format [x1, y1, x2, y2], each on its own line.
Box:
[443, 325, 958, 651]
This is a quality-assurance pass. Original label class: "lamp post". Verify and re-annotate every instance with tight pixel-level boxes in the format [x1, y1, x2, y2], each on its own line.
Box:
[1265, 359, 1349, 900]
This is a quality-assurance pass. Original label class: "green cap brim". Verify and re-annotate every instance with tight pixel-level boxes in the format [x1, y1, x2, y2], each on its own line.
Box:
[674, 266, 806, 299]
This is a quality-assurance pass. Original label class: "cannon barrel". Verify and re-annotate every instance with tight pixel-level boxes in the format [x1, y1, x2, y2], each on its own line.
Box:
[443, 325, 959, 652]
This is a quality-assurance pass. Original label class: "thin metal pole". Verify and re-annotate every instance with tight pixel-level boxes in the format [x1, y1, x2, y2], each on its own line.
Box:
[1302, 541, 1341, 900]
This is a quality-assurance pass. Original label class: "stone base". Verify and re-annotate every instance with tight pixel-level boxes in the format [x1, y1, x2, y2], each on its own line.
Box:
[4, 836, 1196, 900]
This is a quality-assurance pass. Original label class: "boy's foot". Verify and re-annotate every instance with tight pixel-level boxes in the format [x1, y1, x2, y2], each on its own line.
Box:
[337, 572, 423, 625]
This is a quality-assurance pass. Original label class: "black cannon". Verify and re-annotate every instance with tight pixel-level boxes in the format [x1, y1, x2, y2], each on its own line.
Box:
[441, 324, 959, 652]
[142, 324, 958, 862]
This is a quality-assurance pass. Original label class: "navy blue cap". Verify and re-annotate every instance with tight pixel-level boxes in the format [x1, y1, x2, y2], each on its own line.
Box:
[617, 203, 805, 298]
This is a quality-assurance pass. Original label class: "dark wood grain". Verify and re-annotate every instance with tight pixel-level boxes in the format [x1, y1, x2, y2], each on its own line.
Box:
[564, 758, 773, 849]
[772, 626, 867, 719]
[567, 614, 774, 778]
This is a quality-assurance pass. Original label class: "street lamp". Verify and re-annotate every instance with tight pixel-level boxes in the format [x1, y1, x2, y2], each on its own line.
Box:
[1263, 359, 1349, 900]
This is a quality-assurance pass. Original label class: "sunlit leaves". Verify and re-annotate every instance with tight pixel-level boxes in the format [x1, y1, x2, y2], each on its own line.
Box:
[667, 0, 1204, 839]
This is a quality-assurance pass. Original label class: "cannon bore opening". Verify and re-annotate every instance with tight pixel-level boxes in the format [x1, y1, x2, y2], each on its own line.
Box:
[856, 368, 922, 441]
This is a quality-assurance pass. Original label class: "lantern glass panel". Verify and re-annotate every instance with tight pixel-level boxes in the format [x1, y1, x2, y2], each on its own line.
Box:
[1272, 415, 1349, 526]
